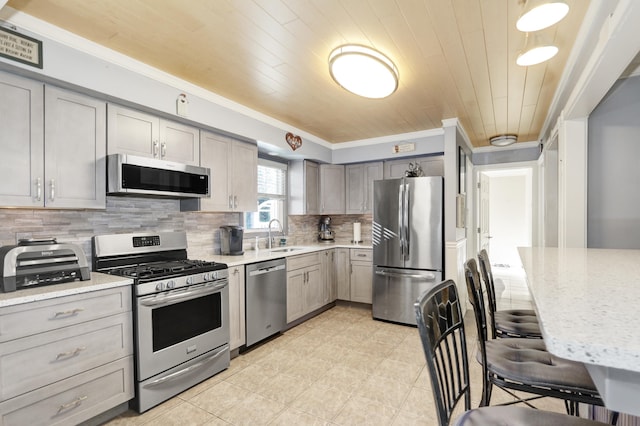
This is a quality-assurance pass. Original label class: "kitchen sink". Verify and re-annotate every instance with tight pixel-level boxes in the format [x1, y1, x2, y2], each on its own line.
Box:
[270, 247, 304, 253]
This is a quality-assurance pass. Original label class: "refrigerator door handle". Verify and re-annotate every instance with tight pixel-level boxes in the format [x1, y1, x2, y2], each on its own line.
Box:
[398, 183, 405, 257]
[404, 183, 411, 259]
[375, 269, 437, 281]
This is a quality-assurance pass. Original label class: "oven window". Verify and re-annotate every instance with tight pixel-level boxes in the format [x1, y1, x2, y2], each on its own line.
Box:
[152, 292, 222, 352]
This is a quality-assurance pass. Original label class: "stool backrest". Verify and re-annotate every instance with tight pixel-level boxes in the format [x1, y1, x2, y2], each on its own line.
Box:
[414, 280, 470, 426]
[478, 249, 498, 339]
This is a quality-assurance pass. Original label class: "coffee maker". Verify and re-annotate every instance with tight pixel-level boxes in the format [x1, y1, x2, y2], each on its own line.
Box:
[220, 225, 244, 255]
[318, 216, 334, 243]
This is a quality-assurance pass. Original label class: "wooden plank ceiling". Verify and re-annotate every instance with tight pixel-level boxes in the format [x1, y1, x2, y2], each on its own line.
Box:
[5, 0, 589, 146]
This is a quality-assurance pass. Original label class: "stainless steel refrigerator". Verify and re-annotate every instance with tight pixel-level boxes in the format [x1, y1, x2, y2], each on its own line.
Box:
[372, 176, 443, 325]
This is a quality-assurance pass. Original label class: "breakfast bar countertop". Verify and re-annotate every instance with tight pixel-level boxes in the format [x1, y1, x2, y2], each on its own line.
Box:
[519, 246, 640, 416]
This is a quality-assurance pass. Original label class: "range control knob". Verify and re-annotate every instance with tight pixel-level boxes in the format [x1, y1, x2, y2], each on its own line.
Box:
[186, 276, 193, 285]
[203, 273, 210, 281]
[166, 280, 176, 289]
[155, 282, 165, 291]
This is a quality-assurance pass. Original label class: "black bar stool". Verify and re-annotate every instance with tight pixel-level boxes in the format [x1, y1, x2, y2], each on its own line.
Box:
[414, 279, 608, 426]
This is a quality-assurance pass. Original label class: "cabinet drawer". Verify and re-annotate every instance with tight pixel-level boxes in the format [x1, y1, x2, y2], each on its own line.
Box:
[0, 286, 131, 342]
[0, 312, 133, 400]
[350, 249, 372, 262]
[286, 252, 321, 271]
[0, 356, 133, 426]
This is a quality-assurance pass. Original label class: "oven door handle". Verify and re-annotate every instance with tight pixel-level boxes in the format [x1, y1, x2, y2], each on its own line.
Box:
[139, 282, 227, 307]
[143, 345, 229, 388]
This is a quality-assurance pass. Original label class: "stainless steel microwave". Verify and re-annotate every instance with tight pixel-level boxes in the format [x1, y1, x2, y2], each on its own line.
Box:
[107, 154, 210, 198]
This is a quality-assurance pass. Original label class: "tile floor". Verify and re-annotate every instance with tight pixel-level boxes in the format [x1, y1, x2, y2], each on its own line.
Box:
[104, 268, 565, 425]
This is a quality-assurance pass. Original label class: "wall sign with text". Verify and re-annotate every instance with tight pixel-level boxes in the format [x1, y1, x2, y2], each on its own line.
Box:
[0, 26, 43, 69]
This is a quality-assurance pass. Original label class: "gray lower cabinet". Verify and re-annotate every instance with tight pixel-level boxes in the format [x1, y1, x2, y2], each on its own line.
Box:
[0, 72, 106, 209]
[336, 248, 373, 304]
[0, 286, 134, 425]
[335, 248, 351, 300]
[228, 265, 246, 350]
[286, 252, 323, 323]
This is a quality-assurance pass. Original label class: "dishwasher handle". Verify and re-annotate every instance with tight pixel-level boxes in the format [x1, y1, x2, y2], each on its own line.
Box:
[248, 263, 286, 277]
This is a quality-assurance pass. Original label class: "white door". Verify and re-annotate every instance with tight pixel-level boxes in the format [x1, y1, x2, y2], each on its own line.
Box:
[478, 172, 491, 254]
[478, 168, 533, 267]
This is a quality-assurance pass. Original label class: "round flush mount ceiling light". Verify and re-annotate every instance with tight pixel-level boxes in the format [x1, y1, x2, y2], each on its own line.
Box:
[489, 134, 518, 147]
[329, 44, 399, 99]
[516, 1, 569, 32]
[516, 33, 558, 66]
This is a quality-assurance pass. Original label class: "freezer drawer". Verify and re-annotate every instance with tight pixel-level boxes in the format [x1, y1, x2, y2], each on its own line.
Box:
[372, 266, 441, 325]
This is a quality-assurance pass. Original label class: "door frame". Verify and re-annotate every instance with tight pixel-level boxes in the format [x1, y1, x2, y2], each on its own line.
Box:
[472, 161, 540, 263]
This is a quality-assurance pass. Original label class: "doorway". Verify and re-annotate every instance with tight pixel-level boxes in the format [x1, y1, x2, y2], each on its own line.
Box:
[477, 167, 534, 268]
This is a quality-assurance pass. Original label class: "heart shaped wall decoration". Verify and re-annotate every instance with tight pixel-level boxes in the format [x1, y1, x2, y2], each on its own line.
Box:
[286, 132, 302, 151]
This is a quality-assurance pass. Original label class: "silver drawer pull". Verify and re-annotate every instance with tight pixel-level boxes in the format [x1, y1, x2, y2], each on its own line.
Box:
[57, 395, 87, 414]
[52, 308, 84, 318]
[55, 346, 86, 360]
[357, 253, 367, 257]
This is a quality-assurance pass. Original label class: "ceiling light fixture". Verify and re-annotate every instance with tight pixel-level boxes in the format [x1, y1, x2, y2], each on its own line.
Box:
[329, 44, 399, 99]
[489, 134, 518, 147]
[516, 0, 569, 32]
[516, 33, 558, 66]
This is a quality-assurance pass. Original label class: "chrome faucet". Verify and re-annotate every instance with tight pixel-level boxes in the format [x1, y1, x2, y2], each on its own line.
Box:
[268, 219, 283, 250]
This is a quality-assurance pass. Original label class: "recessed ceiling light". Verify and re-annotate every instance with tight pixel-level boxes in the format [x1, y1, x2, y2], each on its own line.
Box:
[489, 135, 518, 147]
[328, 44, 399, 99]
[516, 1, 569, 32]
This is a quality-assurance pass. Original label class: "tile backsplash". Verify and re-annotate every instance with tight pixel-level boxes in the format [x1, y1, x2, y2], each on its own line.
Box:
[0, 197, 371, 268]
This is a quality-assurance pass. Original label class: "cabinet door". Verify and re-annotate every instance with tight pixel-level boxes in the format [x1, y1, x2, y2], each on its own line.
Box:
[197, 131, 232, 211]
[320, 251, 334, 304]
[159, 119, 199, 166]
[231, 141, 258, 212]
[345, 164, 365, 214]
[319, 164, 345, 214]
[335, 248, 351, 300]
[305, 161, 320, 214]
[304, 264, 323, 313]
[286, 269, 305, 323]
[363, 162, 383, 213]
[351, 261, 373, 304]
[107, 105, 159, 158]
[228, 266, 246, 350]
[383, 156, 444, 179]
[44, 86, 106, 209]
[0, 71, 44, 207]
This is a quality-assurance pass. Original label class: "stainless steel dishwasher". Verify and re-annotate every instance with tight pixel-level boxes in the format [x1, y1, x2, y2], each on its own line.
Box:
[245, 258, 287, 347]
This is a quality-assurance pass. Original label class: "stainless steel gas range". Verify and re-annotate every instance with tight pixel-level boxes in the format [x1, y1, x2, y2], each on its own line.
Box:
[92, 231, 230, 413]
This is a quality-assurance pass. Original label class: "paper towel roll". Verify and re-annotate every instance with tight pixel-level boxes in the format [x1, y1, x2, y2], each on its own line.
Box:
[353, 222, 361, 242]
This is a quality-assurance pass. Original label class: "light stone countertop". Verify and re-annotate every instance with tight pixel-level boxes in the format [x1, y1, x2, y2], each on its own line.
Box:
[519, 246, 640, 416]
[0, 272, 133, 308]
[204, 243, 373, 267]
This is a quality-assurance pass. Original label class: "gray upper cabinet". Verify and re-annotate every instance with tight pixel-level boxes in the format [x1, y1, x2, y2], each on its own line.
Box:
[44, 86, 106, 209]
[289, 160, 319, 215]
[0, 72, 44, 207]
[107, 104, 199, 166]
[0, 71, 105, 209]
[346, 162, 383, 214]
[181, 131, 257, 212]
[383, 155, 444, 179]
[319, 164, 345, 214]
